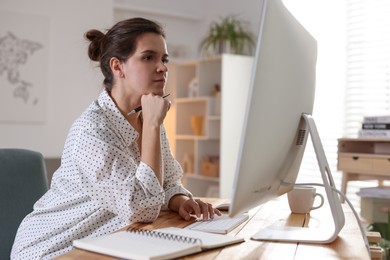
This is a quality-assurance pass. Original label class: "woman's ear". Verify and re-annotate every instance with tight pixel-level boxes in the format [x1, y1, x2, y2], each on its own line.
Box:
[109, 57, 125, 79]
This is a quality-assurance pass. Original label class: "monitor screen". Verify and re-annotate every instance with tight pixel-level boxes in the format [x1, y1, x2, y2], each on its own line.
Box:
[229, 0, 317, 217]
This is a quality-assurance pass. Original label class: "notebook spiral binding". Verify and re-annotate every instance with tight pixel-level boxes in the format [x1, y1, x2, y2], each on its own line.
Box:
[126, 227, 201, 245]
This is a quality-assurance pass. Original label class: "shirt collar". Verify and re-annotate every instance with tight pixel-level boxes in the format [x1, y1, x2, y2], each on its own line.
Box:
[97, 89, 138, 146]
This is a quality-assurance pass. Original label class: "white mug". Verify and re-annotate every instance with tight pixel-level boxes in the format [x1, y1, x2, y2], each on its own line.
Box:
[287, 186, 324, 214]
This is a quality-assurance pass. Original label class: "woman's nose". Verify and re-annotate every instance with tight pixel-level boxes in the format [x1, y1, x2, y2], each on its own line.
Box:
[157, 62, 168, 73]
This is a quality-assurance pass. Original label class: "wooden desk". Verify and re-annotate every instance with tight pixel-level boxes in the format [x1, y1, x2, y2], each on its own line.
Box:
[57, 196, 370, 260]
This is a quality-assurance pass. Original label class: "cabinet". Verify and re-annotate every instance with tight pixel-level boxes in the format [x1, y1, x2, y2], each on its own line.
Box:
[167, 54, 253, 197]
[337, 138, 390, 202]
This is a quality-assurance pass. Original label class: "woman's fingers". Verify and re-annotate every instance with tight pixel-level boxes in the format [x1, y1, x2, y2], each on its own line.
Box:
[180, 198, 222, 221]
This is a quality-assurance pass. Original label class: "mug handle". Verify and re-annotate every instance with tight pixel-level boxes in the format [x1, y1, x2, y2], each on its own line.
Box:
[311, 193, 324, 210]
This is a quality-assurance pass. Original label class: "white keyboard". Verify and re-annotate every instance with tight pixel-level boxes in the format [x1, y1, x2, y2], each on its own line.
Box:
[185, 214, 249, 234]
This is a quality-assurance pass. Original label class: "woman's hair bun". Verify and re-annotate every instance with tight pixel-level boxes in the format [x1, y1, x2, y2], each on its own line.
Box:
[84, 29, 105, 62]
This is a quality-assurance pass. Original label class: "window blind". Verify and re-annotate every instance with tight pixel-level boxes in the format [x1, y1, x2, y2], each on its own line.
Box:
[344, 0, 390, 137]
[282, 0, 345, 200]
[340, 0, 390, 208]
[285, 0, 390, 211]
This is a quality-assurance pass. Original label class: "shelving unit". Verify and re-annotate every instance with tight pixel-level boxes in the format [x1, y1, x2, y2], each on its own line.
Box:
[167, 54, 253, 197]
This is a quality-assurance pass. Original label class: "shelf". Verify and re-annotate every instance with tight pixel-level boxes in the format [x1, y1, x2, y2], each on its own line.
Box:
[176, 135, 219, 140]
[185, 174, 219, 182]
[208, 116, 221, 121]
[338, 138, 390, 155]
[175, 97, 210, 103]
[172, 57, 222, 197]
[168, 54, 253, 197]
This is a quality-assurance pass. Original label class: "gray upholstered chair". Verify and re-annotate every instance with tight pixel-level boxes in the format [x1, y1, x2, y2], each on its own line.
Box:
[0, 148, 48, 260]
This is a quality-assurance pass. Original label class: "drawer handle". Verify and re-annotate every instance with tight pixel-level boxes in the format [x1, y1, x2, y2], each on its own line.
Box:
[352, 156, 359, 160]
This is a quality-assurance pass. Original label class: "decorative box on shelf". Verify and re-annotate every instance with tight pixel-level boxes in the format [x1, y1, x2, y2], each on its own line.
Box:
[201, 156, 219, 178]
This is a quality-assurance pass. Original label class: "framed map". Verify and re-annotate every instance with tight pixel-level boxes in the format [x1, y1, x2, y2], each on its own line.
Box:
[0, 11, 49, 123]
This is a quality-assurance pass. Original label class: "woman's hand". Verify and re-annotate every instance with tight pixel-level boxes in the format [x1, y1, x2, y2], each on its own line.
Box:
[178, 197, 222, 221]
[141, 93, 170, 127]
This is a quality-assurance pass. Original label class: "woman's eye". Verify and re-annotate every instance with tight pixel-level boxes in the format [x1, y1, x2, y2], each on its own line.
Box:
[143, 56, 153, 61]
[162, 58, 169, 64]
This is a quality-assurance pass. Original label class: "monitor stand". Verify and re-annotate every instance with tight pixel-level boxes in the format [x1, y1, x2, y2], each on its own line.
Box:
[251, 114, 345, 244]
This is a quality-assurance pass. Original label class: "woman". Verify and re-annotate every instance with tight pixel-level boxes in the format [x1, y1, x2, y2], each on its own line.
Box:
[11, 17, 221, 259]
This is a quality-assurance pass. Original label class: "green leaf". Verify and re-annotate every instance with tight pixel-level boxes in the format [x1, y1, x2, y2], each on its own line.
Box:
[199, 15, 255, 56]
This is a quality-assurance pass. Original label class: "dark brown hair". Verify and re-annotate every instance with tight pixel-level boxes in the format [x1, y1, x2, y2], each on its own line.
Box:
[84, 17, 166, 91]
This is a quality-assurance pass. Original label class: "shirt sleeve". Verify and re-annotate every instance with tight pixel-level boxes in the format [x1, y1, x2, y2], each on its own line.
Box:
[73, 125, 164, 223]
[159, 126, 193, 210]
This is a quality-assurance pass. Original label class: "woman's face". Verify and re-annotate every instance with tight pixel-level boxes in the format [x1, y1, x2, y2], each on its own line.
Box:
[122, 32, 169, 97]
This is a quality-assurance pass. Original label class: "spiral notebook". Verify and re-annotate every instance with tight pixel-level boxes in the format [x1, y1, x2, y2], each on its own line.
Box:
[73, 227, 244, 260]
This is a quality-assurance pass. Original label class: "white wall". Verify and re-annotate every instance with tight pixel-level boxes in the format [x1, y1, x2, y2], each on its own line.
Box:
[114, 0, 263, 59]
[0, 0, 114, 157]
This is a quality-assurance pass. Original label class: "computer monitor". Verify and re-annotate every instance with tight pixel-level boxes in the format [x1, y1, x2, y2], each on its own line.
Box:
[228, 0, 345, 243]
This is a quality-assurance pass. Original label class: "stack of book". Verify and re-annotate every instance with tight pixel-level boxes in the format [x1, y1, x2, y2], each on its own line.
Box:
[359, 115, 390, 138]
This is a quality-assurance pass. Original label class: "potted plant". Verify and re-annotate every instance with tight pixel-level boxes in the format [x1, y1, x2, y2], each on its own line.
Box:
[199, 15, 255, 56]
[368, 207, 390, 259]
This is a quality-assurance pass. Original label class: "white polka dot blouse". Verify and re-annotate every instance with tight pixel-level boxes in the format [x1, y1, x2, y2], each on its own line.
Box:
[11, 90, 191, 260]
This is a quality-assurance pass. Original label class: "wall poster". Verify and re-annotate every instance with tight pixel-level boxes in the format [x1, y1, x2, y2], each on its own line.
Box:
[0, 11, 49, 123]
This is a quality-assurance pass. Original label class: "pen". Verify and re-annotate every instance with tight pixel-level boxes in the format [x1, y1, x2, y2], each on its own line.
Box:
[127, 94, 170, 116]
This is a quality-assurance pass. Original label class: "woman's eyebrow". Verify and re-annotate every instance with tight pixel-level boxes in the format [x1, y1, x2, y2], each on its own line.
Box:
[140, 50, 169, 57]
[140, 49, 156, 54]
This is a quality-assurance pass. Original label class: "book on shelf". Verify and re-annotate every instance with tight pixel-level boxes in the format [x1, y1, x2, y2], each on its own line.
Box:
[362, 123, 390, 130]
[73, 226, 244, 260]
[363, 115, 390, 124]
[357, 187, 390, 199]
[358, 129, 390, 138]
